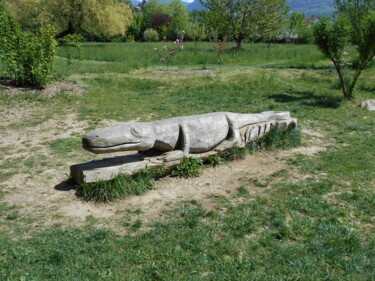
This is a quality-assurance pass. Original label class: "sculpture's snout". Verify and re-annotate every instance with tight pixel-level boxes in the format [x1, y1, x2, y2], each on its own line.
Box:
[82, 135, 94, 148]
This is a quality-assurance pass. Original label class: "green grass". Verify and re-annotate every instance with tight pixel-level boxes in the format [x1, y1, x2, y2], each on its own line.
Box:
[49, 137, 82, 155]
[0, 42, 374, 280]
[80, 169, 156, 202]
[57, 42, 329, 76]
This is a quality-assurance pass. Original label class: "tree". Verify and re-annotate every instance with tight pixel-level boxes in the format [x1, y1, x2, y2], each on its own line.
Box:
[142, 0, 188, 40]
[142, 0, 168, 32]
[198, 0, 289, 50]
[6, 0, 133, 39]
[313, 14, 375, 99]
[167, 0, 189, 39]
[275, 12, 305, 43]
[335, 0, 375, 43]
[151, 13, 173, 39]
[186, 22, 207, 43]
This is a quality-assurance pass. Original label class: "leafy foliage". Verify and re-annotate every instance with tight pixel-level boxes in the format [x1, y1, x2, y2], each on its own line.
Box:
[275, 12, 309, 43]
[172, 157, 203, 178]
[143, 28, 159, 42]
[314, 14, 375, 99]
[199, 0, 289, 49]
[207, 153, 222, 167]
[58, 34, 83, 64]
[0, 4, 57, 88]
[185, 22, 207, 42]
[335, 0, 375, 43]
[5, 0, 133, 39]
[142, 0, 189, 40]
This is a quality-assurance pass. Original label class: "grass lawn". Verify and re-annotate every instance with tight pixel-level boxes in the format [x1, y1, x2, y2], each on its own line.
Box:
[0, 42, 374, 280]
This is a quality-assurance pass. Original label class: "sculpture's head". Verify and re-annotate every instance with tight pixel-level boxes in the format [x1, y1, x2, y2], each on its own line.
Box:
[82, 122, 156, 154]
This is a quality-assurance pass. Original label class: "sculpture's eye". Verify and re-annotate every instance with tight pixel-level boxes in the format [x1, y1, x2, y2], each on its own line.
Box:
[131, 126, 143, 137]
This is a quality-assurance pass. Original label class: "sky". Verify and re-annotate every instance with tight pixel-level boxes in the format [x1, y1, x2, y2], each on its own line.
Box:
[133, 0, 195, 3]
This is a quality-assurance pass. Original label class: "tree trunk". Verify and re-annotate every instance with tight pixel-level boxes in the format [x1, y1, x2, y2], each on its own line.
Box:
[334, 62, 349, 98]
[235, 39, 242, 50]
[56, 22, 75, 39]
[234, 39, 242, 51]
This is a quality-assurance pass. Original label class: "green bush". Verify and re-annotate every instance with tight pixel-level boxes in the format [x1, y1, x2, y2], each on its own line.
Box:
[0, 4, 57, 88]
[143, 28, 159, 42]
[207, 153, 222, 167]
[172, 157, 203, 178]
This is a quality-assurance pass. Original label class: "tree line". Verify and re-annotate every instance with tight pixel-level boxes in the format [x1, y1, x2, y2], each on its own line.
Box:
[0, 0, 322, 45]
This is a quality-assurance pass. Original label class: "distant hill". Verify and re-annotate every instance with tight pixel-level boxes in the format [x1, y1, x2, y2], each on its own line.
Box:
[185, 0, 335, 16]
[131, 0, 336, 17]
[287, 0, 335, 17]
[186, 1, 206, 11]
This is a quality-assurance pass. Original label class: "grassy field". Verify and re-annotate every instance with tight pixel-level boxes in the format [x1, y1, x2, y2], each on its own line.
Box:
[0, 42, 374, 280]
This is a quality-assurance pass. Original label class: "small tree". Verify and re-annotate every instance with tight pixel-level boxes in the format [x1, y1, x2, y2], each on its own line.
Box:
[199, 0, 289, 50]
[185, 22, 207, 45]
[275, 12, 305, 43]
[313, 14, 375, 99]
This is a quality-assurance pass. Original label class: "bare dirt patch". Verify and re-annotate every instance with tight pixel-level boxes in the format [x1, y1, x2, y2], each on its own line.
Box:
[153, 69, 217, 75]
[0, 80, 84, 97]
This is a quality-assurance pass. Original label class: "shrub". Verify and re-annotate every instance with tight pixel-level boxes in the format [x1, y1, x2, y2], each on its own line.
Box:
[207, 153, 222, 167]
[172, 157, 203, 178]
[0, 4, 57, 88]
[143, 28, 159, 42]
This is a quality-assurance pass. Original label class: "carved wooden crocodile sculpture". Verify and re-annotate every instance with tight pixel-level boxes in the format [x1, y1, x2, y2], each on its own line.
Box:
[82, 111, 296, 155]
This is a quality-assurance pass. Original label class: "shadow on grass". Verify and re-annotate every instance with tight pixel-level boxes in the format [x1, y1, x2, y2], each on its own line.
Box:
[55, 179, 79, 192]
[270, 91, 343, 109]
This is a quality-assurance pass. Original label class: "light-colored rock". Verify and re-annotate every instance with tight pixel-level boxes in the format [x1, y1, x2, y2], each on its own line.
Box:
[360, 99, 375, 111]
[71, 111, 297, 183]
